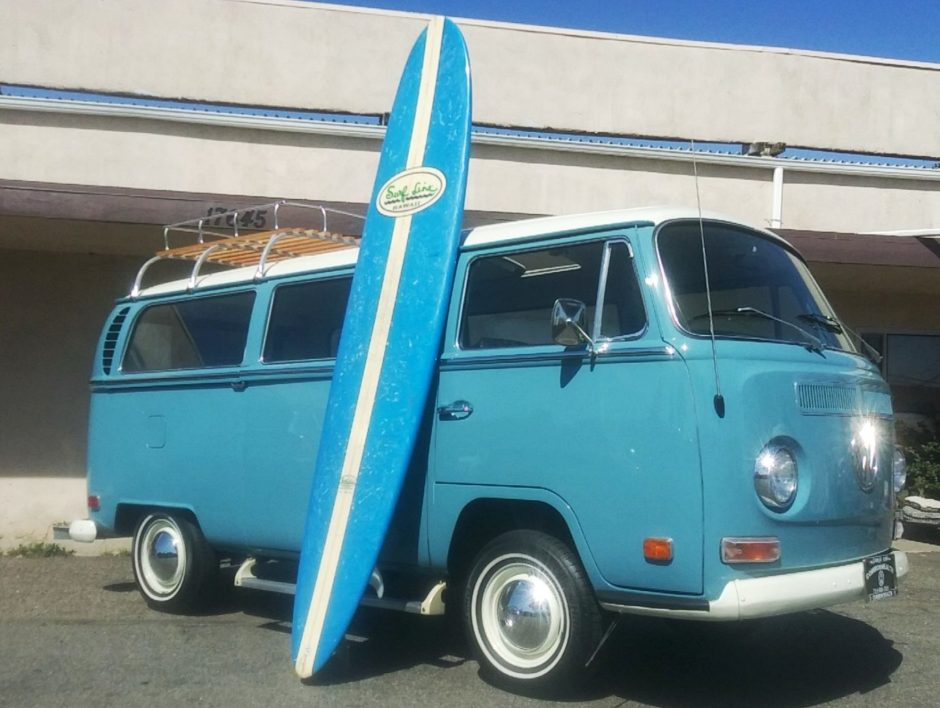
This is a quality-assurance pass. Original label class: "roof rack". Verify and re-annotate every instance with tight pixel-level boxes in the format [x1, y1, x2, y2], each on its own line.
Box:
[130, 201, 362, 297]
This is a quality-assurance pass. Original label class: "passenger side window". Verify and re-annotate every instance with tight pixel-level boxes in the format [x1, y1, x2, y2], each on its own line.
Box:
[263, 277, 352, 362]
[123, 292, 255, 372]
[460, 240, 645, 349]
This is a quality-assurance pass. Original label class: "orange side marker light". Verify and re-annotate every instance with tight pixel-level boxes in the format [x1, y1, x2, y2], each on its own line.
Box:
[643, 537, 674, 563]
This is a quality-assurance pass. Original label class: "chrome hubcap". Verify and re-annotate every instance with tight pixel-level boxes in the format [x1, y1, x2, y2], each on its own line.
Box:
[474, 556, 568, 677]
[497, 577, 554, 652]
[138, 517, 186, 597]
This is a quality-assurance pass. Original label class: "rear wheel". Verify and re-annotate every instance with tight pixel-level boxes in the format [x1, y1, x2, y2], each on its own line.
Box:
[463, 530, 602, 694]
[132, 512, 218, 613]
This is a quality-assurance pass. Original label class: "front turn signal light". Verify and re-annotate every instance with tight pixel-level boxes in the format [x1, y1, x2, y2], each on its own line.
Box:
[643, 537, 674, 563]
[721, 537, 780, 564]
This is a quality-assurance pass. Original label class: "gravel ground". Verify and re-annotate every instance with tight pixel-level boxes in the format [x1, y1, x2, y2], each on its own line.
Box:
[0, 537, 937, 707]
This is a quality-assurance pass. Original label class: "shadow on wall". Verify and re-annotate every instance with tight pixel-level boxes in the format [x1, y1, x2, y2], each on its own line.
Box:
[0, 248, 141, 479]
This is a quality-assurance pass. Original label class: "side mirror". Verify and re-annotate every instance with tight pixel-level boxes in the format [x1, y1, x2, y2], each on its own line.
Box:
[551, 298, 593, 348]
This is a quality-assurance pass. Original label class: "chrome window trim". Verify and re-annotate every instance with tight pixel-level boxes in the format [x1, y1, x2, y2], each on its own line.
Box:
[653, 218, 860, 357]
[439, 346, 674, 371]
[119, 289, 257, 375]
[452, 233, 648, 355]
[260, 274, 353, 365]
[591, 242, 613, 343]
[92, 363, 336, 390]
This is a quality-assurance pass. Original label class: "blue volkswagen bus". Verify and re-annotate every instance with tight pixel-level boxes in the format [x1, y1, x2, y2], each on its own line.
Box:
[75, 206, 908, 690]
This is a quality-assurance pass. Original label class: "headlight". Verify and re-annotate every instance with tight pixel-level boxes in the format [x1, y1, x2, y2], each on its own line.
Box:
[754, 444, 799, 510]
[893, 446, 907, 494]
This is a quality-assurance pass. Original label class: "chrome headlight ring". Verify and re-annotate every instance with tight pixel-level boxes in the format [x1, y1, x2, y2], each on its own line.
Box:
[892, 445, 907, 494]
[754, 443, 799, 511]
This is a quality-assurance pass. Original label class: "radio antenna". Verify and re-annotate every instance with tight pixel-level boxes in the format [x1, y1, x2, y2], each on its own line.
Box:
[690, 139, 725, 418]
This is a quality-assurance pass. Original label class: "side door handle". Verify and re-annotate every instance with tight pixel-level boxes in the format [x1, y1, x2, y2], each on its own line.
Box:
[437, 400, 473, 421]
[230, 380, 247, 392]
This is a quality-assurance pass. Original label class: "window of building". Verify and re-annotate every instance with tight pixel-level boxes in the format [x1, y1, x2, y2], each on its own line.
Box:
[123, 292, 255, 372]
[862, 332, 940, 415]
[459, 239, 645, 349]
[263, 277, 352, 362]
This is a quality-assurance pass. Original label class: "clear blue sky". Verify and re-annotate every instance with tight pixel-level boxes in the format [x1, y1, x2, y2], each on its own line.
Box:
[324, 0, 940, 64]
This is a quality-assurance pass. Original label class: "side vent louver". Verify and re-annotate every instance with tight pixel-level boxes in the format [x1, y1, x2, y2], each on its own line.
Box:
[101, 307, 130, 374]
[796, 384, 860, 415]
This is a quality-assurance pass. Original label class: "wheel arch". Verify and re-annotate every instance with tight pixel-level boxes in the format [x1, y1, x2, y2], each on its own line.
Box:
[115, 502, 199, 537]
[440, 490, 594, 584]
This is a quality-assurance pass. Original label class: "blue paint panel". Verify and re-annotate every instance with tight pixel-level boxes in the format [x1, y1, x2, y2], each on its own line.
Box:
[291, 18, 471, 673]
[433, 338, 704, 595]
[683, 343, 895, 597]
[87, 377, 250, 549]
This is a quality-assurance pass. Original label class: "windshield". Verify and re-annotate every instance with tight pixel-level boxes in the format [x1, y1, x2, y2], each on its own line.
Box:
[657, 221, 857, 353]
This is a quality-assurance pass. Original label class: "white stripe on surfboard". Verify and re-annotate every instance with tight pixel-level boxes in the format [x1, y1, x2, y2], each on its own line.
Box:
[295, 15, 445, 679]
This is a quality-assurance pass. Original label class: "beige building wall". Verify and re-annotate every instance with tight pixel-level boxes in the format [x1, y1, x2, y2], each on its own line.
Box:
[0, 246, 141, 547]
[4, 108, 940, 235]
[812, 263, 940, 332]
[4, 0, 940, 157]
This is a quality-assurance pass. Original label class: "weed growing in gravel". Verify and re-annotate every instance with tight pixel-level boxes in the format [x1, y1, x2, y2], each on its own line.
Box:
[4, 542, 74, 558]
[101, 548, 131, 557]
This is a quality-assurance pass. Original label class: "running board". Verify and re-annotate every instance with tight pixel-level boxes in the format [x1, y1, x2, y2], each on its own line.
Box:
[360, 581, 447, 616]
[234, 558, 296, 595]
[233, 559, 447, 615]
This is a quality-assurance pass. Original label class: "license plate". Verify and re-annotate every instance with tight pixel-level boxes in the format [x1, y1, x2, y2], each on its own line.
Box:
[864, 553, 898, 602]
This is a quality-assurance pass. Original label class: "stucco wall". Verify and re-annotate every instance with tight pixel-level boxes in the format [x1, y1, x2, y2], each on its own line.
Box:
[4, 108, 940, 235]
[3, 0, 940, 157]
[0, 248, 140, 480]
[811, 263, 940, 332]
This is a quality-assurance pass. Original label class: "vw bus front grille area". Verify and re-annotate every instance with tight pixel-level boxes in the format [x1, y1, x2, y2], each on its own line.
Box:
[796, 384, 861, 415]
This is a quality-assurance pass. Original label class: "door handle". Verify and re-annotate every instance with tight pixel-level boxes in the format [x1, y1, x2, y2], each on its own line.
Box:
[230, 380, 247, 392]
[437, 400, 473, 421]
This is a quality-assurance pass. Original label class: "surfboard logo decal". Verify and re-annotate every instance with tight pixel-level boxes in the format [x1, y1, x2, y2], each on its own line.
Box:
[377, 167, 447, 217]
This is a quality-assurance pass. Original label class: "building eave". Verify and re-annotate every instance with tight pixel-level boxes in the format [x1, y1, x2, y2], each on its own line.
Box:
[3, 94, 940, 182]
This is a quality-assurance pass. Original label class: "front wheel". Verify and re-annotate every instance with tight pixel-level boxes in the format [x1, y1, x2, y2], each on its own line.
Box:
[132, 512, 218, 613]
[463, 530, 603, 694]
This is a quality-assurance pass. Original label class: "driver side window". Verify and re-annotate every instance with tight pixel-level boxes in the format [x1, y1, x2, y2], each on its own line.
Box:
[459, 239, 645, 349]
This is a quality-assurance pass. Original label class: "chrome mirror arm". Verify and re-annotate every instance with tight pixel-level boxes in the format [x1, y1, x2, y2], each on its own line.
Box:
[566, 318, 596, 357]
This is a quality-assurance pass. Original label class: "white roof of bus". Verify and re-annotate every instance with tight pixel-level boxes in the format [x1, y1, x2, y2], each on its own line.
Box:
[136, 206, 764, 297]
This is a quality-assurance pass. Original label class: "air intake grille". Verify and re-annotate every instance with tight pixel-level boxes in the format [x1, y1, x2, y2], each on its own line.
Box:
[797, 384, 860, 414]
[101, 307, 130, 374]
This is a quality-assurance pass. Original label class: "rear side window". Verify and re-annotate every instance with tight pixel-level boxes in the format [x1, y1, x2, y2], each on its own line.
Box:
[123, 292, 255, 372]
[263, 277, 352, 362]
[460, 239, 645, 349]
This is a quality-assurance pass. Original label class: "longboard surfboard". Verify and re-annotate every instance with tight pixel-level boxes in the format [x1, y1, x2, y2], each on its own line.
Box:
[291, 16, 472, 678]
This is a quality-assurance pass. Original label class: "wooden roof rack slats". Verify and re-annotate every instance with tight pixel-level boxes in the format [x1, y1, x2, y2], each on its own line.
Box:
[163, 228, 359, 263]
[130, 201, 363, 297]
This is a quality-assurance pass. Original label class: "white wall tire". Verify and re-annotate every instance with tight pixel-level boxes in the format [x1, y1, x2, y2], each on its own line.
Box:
[132, 512, 218, 613]
[463, 530, 602, 693]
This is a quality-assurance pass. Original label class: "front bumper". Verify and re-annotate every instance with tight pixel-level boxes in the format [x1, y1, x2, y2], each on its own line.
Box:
[600, 550, 909, 621]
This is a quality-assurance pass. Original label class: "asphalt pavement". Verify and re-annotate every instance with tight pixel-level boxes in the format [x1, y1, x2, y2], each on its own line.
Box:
[0, 536, 937, 707]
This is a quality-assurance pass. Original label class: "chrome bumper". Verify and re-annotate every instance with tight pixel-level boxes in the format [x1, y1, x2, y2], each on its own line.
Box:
[600, 550, 909, 621]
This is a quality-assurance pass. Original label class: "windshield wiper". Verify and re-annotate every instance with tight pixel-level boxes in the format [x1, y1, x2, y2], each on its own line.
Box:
[797, 312, 843, 333]
[691, 307, 825, 354]
[798, 312, 883, 364]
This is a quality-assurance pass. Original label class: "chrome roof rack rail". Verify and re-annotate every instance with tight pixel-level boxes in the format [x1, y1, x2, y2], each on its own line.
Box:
[130, 201, 363, 298]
